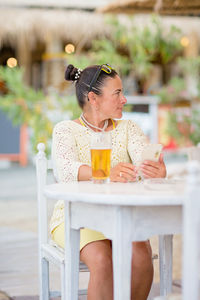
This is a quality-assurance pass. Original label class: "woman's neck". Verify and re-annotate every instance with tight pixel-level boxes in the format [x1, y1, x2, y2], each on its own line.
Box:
[82, 112, 108, 131]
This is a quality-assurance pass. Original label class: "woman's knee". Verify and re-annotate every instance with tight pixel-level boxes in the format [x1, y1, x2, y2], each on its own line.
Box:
[132, 241, 153, 270]
[93, 250, 113, 275]
[81, 241, 113, 275]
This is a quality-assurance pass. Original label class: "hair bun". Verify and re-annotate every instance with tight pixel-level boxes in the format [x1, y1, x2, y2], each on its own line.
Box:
[65, 64, 79, 81]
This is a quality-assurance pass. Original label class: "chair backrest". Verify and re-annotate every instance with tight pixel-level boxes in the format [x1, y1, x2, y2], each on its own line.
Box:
[185, 145, 200, 161]
[36, 143, 51, 247]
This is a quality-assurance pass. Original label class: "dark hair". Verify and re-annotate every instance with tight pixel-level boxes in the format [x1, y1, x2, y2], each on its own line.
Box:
[65, 64, 118, 108]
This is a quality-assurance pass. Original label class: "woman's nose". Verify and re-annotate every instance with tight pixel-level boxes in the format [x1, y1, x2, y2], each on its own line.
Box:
[121, 94, 127, 104]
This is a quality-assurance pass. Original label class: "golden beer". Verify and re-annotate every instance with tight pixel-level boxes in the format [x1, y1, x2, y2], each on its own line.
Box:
[91, 149, 111, 180]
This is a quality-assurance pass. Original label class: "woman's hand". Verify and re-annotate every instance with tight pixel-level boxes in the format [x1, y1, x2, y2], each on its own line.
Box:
[110, 162, 137, 182]
[139, 153, 166, 179]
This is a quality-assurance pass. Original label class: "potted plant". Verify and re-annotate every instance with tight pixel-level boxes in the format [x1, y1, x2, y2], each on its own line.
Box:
[157, 57, 200, 147]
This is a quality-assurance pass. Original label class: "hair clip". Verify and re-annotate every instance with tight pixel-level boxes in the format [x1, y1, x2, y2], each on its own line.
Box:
[75, 68, 82, 81]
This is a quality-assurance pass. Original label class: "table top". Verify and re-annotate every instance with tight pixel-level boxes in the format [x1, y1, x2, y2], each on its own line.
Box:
[44, 180, 186, 206]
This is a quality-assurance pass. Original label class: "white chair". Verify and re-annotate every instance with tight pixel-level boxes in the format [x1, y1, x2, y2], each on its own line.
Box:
[154, 295, 181, 300]
[185, 145, 200, 161]
[154, 161, 200, 300]
[36, 142, 174, 299]
[36, 143, 88, 300]
[182, 160, 200, 300]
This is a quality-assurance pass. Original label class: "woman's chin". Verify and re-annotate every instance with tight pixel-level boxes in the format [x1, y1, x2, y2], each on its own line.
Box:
[109, 111, 122, 120]
[116, 112, 123, 119]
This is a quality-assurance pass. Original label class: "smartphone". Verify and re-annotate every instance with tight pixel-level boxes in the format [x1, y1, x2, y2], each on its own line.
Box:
[141, 143, 163, 162]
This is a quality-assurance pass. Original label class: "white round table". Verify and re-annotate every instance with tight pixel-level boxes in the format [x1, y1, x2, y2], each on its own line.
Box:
[44, 180, 185, 300]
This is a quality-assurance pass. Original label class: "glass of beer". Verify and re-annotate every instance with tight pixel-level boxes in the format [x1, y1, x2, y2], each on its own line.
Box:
[90, 132, 112, 184]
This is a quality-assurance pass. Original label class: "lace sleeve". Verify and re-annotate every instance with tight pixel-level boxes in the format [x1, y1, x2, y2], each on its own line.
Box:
[52, 121, 85, 182]
[127, 120, 148, 165]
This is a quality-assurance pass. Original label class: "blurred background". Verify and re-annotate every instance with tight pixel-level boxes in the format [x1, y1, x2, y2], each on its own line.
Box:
[0, 0, 200, 299]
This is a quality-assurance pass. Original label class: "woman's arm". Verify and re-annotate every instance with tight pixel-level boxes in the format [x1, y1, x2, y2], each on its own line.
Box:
[52, 122, 88, 182]
[78, 165, 92, 181]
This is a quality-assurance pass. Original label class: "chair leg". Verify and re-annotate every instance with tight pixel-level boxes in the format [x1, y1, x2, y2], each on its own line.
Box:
[182, 199, 200, 300]
[159, 235, 173, 296]
[147, 255, 159, 300]
[65, 202, 80, 300]
[39, 257, 50, 300]
[61, 262, 65, 300]
[65, 228, 80, 300]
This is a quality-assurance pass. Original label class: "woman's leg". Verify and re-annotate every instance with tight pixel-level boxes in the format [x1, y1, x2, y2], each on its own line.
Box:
[80, 239, 113, 300]
[131, 241, 154, 300]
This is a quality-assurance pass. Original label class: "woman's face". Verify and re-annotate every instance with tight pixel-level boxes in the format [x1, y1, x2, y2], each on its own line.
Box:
[96, 75, 127, 119]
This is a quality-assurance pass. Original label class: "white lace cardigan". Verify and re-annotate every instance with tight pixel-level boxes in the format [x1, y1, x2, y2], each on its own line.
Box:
[50, 119, 148, 233]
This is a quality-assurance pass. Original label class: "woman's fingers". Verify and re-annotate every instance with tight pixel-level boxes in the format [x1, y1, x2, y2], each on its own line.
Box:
[118, 172, 136, 182]
[140, 157, 166, 178]
[110, 162, 137, 182]
[110, 155, 166, 182]
[159, 153, 164, 163]
[141, 160, 159, 170]
[117, 173, 129, 182]
[120, 164, 137, 181]
[140, 168, 157, 178]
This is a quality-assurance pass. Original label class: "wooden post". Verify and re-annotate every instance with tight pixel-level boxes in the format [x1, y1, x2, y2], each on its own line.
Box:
[16, 36, 32, 85]
[43, 37, 64, 90]
[184, 32, 199, 98]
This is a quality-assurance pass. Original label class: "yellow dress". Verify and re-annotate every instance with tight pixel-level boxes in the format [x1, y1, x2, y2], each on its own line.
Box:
[50, 119, 148, 250]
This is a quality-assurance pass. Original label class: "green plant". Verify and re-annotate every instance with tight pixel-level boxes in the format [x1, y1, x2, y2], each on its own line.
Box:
[0, 67, 81, 154]
[165, 108, 200, 146]
[157, 55, 200, 146]
[186, 109, 200, 145]
[0, 67, 52, 154]
[165, 111, 186, 146]
[158, 76, 187, 104]
[56, 94, 82, 119]
[0, 67, 53, 154]
[69, 15, 183, 93]
[0, 67, 81, 156]
[127, 16, 182, 81]
[158, 56, 200, 103]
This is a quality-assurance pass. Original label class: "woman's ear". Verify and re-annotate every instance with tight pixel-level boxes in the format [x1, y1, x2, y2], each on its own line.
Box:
[88, 92, 99, 111]
[88, 91, 97, 104]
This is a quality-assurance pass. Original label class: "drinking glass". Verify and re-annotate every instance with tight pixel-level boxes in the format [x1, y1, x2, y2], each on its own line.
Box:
[90, 132, 112, 184]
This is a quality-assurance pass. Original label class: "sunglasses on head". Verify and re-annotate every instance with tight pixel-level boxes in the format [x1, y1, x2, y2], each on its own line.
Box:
[88, 64, 113, 94]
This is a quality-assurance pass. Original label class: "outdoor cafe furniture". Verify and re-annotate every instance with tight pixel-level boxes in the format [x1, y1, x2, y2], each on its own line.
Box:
[154, 294, 181, 300]
[44, 180, 184, 300]
[42, 158, 186, 300]
[36, 141, 200, 300]
[154, 161, 200, 300]
[182, 161, 200, 300]
[36, 143, 88, 300]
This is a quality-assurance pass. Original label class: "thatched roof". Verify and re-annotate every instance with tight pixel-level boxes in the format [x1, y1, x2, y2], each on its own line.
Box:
[0, 8, 107, 49]
[99, 0, 200, 16]
[1, 6, 200, 52]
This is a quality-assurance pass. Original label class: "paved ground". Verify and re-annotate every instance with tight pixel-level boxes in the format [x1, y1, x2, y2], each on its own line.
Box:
[0, 163, 182, 299]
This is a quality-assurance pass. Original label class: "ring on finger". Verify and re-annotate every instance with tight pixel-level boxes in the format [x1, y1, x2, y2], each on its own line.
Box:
[119, 172, 123, 177]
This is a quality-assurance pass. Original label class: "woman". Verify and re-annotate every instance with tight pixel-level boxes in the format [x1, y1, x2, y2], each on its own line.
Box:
[50, 63, 166, 300]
